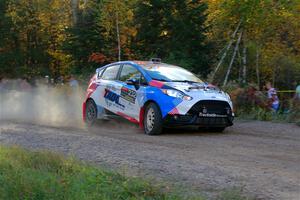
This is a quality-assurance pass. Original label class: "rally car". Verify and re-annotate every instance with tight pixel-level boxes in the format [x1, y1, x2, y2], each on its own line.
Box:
[83, 59, 234, 135]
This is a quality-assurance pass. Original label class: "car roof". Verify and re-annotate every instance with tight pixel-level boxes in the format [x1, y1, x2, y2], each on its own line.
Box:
[132, 61, 180, 69]
[96, 60, 180, 73]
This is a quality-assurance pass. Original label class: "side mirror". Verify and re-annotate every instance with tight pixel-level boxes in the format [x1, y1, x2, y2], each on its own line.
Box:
[126, 78, 139, 90]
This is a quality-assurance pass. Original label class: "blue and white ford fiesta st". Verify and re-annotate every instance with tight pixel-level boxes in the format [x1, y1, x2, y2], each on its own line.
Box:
[83, 59, 234, 135]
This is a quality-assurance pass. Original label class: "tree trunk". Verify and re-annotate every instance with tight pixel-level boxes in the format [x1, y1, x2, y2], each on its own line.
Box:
[242, 41, 247, 84]
[237, 46, 242, 84]
[223, 30, 243, 87]
[116, 12, 121, 61]
[211, 20, 242, 81]
[256, 48, 260, 88]
[273, 66, 278, 87]
[71, 0, 79, 25]
[84, 0, 88, 6]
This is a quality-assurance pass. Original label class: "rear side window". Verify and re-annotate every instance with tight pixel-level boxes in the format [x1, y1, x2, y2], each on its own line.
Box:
[97, 68, 105, 79]
[101, 65, 120, 80]
[119, 64, 141, 82]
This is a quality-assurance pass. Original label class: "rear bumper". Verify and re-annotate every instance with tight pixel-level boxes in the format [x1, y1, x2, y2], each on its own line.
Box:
[163, 114, 234, 127]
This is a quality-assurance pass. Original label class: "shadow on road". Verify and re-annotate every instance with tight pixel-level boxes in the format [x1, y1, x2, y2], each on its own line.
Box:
[86, 118, 229, 137]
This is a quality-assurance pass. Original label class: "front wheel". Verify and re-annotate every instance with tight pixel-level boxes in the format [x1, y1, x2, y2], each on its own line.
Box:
[85, 99, 97, 126]
[143, 103, 163, 135]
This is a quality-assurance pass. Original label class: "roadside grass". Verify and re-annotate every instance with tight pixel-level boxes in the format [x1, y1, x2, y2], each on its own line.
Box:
[236, 106, 300, 126]
[0, 145, 249, 200]
[0, 145, 195, 200]
[216, 188, 252, 200]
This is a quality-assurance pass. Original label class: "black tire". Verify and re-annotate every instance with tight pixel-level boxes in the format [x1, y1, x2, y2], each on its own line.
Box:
[208, 127, 225, 132]
[85, 99, 97, 126]
[143, 103, 163, 135]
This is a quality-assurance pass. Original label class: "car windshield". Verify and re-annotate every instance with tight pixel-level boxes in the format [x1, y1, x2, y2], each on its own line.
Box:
[142, 63, 203, 83]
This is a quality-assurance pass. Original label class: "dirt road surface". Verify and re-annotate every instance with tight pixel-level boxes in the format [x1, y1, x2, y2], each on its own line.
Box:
[0, 120, 299, 200]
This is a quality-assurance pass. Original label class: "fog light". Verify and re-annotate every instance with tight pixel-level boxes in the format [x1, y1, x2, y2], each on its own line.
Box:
[226, 107, 231, 115]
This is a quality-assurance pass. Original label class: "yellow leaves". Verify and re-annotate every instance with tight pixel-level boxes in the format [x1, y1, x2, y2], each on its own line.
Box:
[160, 30, 168, 36]
[78, 0, 87, 10]
[205, 0, 300, 85]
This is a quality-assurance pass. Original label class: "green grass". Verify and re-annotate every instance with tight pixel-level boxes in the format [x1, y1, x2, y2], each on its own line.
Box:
[0, 145, 192, 200]
[236, 106, 300, 124]
[216, 188, 252, 200]
[0, 145, 249, 200]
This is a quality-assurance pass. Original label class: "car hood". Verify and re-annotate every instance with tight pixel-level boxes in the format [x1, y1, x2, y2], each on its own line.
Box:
[164, 82, 232, 106]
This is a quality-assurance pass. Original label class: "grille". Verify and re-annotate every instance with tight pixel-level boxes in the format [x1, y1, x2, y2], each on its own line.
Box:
[188, 100, 231, 115]
[197, 117, 228, 125]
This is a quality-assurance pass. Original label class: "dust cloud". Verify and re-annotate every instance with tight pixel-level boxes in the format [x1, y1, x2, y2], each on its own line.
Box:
[0, 80, 85, 128]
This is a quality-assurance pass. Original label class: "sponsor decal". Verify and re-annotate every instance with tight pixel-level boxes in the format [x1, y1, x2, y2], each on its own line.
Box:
[199, 113, 227, 117]
[149, 80, 164, 88]
[117, 111, 139, 124]
[104, 89, 125, 109]
[120, 87, 136, 104]
[168, 107, 179, 115]
[106, 84, 118, 92]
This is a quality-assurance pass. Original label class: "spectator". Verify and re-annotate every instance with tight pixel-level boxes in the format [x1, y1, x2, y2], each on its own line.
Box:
[69, 75, 79, 88]
[56, 75, 64, 85]
[44, 75, 50, 86]
[20, 78, 32, 91]
[265, 82, 280, 112]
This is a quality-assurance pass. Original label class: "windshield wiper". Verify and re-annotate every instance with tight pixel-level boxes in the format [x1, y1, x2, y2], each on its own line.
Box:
[152, 78, 169, 82]
[172, 80, 198, 83]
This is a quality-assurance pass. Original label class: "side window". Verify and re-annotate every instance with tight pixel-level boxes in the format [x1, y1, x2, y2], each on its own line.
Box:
[101, 65, 120, 80]
[140, 75, 147, 85]
[97, 68, 105, 79]
[119, 64, 141, 82]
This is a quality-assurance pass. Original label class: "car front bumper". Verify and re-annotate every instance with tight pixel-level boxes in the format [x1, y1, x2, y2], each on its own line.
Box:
[164, 99, 234, 127]
[163, 114, 234, 127]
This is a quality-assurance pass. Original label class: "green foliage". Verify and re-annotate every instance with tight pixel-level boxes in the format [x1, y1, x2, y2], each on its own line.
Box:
[134, 0, 211, 75]
[63, 0, 107, 77]
[63, 0, 139, 78]
[206, 0, 300, 89]
[0, 145, 194, 200]
[0, 0, 299, 90]
[99, 0, 137, 60]
[287, 100, 300, 124]
[227, 83, 299, 123]
[237, 107, 273, 121]
[0, 0, 72, 78]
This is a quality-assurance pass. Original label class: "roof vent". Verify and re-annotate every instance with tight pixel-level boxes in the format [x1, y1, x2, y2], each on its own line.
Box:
[150, 58, 161, 63]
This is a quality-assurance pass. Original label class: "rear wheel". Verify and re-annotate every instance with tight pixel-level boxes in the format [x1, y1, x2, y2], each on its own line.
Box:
[144, 103, 163, 135]
[85, 99, 97, 126]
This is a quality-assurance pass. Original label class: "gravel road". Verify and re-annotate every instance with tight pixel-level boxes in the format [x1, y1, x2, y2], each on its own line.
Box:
[0, 120, 299, 200]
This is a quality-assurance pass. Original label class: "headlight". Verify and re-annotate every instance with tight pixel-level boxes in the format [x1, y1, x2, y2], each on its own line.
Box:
[225, 92, 233, 109]
[161, 89, 192, 101]
[225, 92, 231, 100]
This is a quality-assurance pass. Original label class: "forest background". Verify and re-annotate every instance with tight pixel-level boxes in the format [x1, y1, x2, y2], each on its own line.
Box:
[1, 0, 299, 90]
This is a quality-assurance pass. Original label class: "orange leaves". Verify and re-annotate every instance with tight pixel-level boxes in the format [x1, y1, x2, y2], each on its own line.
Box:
[88, 52, 107, 64]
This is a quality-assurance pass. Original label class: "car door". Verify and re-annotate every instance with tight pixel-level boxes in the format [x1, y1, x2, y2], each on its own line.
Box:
[117, 64, 146, 120]
[96, 64, 124, 115]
